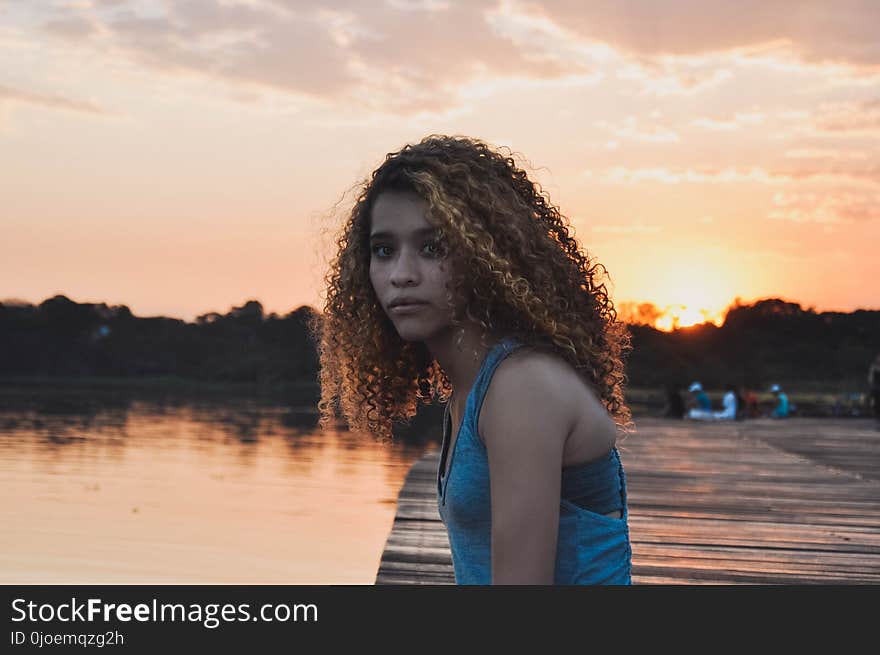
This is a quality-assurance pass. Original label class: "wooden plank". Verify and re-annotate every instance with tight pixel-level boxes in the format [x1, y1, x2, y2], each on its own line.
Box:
[376, 417, 880, 584]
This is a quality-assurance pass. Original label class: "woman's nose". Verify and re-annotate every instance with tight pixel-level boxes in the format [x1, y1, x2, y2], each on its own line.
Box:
[389, 251, 420, 286]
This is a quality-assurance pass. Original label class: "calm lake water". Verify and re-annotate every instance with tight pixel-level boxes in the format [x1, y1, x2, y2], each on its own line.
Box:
[0, 384, 438, 584]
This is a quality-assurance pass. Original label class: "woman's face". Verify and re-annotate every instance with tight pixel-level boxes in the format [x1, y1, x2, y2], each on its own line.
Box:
[368, 190, 457, 342]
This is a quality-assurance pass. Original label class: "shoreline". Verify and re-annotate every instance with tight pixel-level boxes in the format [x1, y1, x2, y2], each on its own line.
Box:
[0, 375, 319, 397]
[0, 376, 872, 418]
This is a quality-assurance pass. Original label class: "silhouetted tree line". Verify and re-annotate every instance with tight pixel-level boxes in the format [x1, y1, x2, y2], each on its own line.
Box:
[626, 298, 880, 391]
[0, 295, 877, 393]
[0, 295, 319, 385]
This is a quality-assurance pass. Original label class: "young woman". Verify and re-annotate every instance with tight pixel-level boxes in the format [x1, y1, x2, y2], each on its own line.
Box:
[311, 135, 633, 585]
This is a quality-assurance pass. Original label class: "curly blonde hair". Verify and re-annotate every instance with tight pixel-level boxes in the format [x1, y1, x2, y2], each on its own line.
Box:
[309, 135, 632, 443]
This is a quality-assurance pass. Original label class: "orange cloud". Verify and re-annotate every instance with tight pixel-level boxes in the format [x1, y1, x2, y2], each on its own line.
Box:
[35, 0, 576, 114]
[592, 166, 879, 189]
[0, 84, 106, 114]
[526, 1, 880, 70]
[770, 190, 879, 224]
[691, 112, 765, 130]
[594, 116, 680, 142]
[814, 98, 880, 135]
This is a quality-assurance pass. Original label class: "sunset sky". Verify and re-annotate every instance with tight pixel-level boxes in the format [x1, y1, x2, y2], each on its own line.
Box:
[2, 1, 879, 328]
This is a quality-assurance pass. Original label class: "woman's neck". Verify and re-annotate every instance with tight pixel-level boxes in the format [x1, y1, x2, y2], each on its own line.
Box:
[424, 324, 504, 402]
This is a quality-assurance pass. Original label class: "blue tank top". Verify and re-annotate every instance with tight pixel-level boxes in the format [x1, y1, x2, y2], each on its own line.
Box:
[437, 336, 632, 585]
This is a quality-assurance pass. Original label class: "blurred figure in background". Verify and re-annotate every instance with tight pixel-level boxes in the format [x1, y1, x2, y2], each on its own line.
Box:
[741, 388, 760, 418]
[688, 382, 711, 410]
[869, 353, 880, 425]
[714, 384, 738, 421]
[687, 381, 714, 420]
[662, 383, 686, 419]
[769, 384, 790, 418]
[686, 383, 737, 421]
[733, 385, 748, 420]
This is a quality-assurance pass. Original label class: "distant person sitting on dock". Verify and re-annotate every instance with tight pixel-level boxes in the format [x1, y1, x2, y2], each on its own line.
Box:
[742, 388, 760, 418]
[869, 353, 880, 424]
[769, 384, 790, 418]
[686, 382, 714, 419]
[687, 383, 738, 421]
[310, 135, 632, 585]
[662, 384, 686, 419]
[715, 384, 738, 421]
[689, 382, 711, 410]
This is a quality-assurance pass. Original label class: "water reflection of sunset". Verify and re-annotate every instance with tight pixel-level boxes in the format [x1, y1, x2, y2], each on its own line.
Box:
[0, 392, 431, 584]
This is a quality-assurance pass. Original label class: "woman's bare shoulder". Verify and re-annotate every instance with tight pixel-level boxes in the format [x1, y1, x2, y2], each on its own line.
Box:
[477, 346, 581, 446]
[503, 345, 595, 403]
[479, 345, 615, 450]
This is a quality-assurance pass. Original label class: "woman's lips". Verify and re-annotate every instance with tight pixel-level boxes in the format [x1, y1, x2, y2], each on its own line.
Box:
[389, 302, 428, 315]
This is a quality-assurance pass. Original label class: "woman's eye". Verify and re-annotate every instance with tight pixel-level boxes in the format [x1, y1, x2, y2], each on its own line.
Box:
[371, 241, 445, 258]
[424, 240, 446, 257]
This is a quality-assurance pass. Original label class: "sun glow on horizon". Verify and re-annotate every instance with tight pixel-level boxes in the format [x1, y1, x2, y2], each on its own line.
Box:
[653, 304, 725, 331]
[1, 3, 876, 324]
[616, 251, 748, 331]
[617, 298, 727, 331]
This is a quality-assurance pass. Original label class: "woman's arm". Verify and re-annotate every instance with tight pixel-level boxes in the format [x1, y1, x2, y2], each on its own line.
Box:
[480, 354, 577, 585]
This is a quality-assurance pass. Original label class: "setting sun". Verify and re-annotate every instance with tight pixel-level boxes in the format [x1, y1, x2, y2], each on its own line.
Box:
[1, 2, 877, 322]
[654, 305, 725, 331]
[614, 252, 744, 330]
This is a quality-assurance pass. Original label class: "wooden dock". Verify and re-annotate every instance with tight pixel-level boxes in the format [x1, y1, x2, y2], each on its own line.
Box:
[376, 417, 880, 584]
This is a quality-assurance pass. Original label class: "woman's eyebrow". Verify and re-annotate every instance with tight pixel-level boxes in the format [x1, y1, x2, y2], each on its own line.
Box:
[369, 226, 438, 242]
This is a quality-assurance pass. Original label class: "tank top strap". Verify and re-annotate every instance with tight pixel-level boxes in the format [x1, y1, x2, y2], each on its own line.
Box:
[464, 336, 527, 440]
